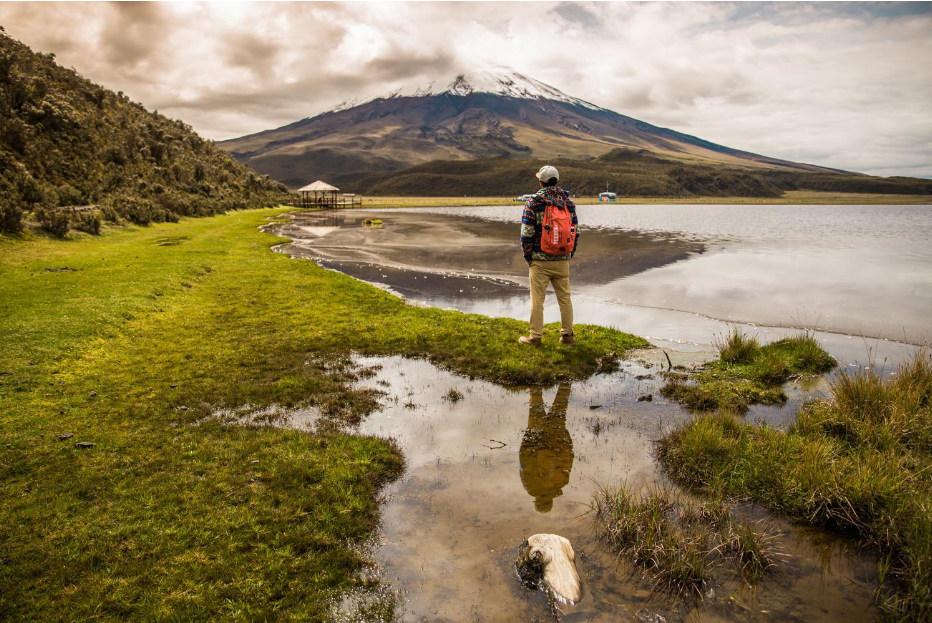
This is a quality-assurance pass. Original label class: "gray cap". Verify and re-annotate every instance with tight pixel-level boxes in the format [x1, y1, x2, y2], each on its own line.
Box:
[535, 165, 559, 183]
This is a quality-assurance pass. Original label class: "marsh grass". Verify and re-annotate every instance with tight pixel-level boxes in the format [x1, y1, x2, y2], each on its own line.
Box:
[661, 329, 836, 413]
[443, 388, 464, 403]
[715, 328, 760, 364]
[0, 207, 646, 619]
[657, 351, 932, 621]
[592, 483, 779, 598]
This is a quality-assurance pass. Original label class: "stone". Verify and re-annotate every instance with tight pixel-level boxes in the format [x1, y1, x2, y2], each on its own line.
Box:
[637, 394, 653, 402]
[58, 433, 74, 440]
[516, 533, 581, 605]
[636, 610, 666, 623]
[74, 442, 95, 449]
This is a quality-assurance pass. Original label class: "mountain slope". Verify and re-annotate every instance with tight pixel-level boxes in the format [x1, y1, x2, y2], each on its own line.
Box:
[220, 67, 839, 189]
[0, 28, 286, 234]
[353, 148, 931, 198]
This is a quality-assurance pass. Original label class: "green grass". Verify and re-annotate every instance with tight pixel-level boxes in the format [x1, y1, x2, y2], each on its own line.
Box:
[591, 482, 778, 598]
[660, 329, 836, 413]
[656, 351, 932, 621]
[0, 206, 646, 620]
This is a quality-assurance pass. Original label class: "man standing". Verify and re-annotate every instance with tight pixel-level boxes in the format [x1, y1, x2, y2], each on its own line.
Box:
[519, 165, 579, 346]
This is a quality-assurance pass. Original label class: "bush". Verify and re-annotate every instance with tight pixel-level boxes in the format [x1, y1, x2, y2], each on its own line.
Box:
[35, 207, 69, 237]
[0, 204, 23, 234]
[56, 183, 84, 206]
[73, 211, 100, 235]
[0, 30, 289, 230]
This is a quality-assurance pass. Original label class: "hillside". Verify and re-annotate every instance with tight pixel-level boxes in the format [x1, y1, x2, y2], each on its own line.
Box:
[0, 28, 287, 235]
[219, 67, 844, 190]
[351, 148, 932, 198]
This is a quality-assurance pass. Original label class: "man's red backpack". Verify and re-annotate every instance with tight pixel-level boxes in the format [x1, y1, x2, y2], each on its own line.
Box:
[540, 203, 577, 256]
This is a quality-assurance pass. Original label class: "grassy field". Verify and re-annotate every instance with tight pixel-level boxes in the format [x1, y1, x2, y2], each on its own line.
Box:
[657, 352, 932, 621]
[361, 190, 932, 208]
[0, 207, 645, 620]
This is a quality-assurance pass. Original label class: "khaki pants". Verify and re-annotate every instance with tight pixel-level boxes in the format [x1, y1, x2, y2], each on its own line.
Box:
[529, 260, 573, 339]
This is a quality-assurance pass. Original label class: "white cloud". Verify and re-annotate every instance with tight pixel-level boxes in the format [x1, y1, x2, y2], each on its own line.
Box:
[0, 1, 929, 176]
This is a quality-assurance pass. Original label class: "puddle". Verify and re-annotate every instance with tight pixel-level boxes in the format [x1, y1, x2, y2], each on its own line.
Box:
[205, 403, 322, 429]
[324, 355, 879, 622]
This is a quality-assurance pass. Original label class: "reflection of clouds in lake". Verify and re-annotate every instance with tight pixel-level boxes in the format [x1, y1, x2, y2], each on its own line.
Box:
[346, 354, 879, 621]
[598, 244, 932, 344]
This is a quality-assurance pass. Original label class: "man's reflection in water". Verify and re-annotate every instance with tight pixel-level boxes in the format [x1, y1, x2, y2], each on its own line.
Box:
[519, 383, 574, 513]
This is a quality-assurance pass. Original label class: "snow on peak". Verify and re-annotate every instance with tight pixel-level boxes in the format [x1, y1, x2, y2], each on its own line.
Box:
[324, 66, 603, 114]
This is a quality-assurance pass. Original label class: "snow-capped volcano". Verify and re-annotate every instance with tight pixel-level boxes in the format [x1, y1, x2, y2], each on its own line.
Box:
[221, 67, 832, 189]
[329, 67, 602, 114]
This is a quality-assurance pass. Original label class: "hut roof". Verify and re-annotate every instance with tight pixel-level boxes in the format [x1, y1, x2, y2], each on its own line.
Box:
[298, 180, 339, 192]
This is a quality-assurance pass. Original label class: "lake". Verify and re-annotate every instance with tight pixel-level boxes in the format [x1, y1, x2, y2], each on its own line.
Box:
[274, 203, 932, 366]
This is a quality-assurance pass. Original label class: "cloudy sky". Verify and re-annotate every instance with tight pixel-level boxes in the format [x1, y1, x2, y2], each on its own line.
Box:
[1, 1, 930, 176]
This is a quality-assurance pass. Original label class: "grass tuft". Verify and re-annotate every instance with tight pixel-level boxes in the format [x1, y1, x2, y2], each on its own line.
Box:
[716, 328, 761, 364]
[592, 482, 778, 597]
[443, 388, 464, 403]
[662, 329, 836, 413]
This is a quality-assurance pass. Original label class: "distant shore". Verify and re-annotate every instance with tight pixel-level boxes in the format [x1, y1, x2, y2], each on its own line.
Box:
[359, 190, 931, 208]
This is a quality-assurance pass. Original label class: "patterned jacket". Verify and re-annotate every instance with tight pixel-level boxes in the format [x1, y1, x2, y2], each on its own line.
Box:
[520, 186, 579, 262]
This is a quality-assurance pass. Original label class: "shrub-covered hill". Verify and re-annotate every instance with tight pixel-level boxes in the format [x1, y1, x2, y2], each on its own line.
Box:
[0, 28, 287, 234]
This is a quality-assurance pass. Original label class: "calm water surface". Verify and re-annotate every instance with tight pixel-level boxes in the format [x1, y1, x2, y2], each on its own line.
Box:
[388, 204, 932, 346]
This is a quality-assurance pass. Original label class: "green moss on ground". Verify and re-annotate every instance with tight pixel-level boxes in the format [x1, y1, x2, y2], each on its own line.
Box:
[660, 329, 836, 413]
[0, 206, 645, 619]
[657, 352, 932, 621]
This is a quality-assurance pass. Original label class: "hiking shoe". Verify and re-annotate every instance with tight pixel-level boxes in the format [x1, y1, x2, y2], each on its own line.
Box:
[519, 335, 542, 346]
[560, 333, 575, 345]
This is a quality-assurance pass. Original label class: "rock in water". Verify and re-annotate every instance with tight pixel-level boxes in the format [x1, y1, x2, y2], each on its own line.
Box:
[516, 534, 581, 605]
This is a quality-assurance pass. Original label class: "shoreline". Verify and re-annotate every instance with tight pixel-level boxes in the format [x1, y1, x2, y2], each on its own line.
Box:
[270, 208, 931, 350]
[357, 190, 932, 208]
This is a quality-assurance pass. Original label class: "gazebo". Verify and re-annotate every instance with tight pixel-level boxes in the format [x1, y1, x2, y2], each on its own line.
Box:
[296, 180, 340, 208]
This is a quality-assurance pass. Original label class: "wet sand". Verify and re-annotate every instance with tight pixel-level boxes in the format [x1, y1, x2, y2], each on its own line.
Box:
[272, 210, 705, 292]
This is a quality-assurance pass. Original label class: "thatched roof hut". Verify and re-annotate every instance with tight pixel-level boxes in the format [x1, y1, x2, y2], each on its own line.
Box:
[296, 180, 340, 208]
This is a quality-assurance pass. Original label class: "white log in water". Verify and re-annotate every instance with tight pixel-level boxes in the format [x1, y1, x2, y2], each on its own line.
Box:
[516, 533, 582, 605]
